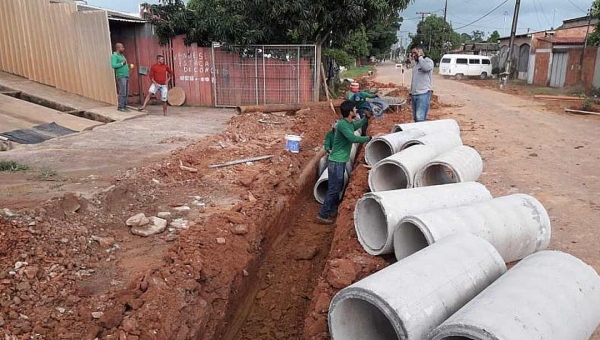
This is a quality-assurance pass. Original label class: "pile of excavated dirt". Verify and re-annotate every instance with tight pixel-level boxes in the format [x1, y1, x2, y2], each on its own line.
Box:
[0, 107, 336, 340]
[303, 104, 448, 339]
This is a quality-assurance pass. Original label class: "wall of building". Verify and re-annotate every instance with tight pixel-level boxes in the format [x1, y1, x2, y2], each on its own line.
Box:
[563, 47, 598, 88]
[0, 0, 117, 104]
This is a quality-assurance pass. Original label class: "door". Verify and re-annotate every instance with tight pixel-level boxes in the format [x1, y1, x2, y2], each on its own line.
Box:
[549, 51, 568, 88]
[468, 58, 482, 76]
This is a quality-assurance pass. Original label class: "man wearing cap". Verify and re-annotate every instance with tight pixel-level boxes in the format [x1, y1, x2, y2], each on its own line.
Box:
[140, 55, 174, 116]
[348, 83, 378, 135]
[317, 101, 373, 225]
[111, 43, 130, 112]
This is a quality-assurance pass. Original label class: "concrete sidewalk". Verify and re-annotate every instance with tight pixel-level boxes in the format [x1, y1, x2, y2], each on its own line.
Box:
[0, 106, 234, 208]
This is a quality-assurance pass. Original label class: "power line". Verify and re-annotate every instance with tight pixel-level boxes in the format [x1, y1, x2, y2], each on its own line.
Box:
[535, 0, 552, 27]
[567, 0, 587, 13]
[453, 0, 510, 30]
[531, 0, 544, 30]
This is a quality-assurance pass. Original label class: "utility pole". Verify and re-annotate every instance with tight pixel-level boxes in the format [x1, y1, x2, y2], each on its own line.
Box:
[579, 8, 593, 82]
[416, 11, 432, 22]
[442, 0, 449, 54]
[504, 0, 521, 85]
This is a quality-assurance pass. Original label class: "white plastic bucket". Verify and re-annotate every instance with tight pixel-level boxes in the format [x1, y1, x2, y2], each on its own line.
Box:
[285, 134, 302, 153]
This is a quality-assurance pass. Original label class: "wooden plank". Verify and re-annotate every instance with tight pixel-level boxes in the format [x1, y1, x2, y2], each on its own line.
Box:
[534, 95, 585, 101]
[565, 108, 600, 116]
[209, 155, 274, 168]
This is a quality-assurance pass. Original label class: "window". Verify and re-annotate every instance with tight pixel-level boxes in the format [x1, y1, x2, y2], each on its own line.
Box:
[456, 58, 468, 64]
[441, 58, 451, 63]
[482, 59, 491, 65]
[469, 59, 481, 64]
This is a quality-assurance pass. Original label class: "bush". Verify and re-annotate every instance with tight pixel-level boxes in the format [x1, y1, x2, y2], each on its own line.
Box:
[323, 49, 355, 68]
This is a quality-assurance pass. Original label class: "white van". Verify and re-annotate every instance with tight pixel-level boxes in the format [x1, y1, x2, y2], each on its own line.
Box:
[439, 54, 493, 79]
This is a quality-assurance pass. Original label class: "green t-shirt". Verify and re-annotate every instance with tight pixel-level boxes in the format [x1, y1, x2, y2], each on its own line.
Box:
[328, 118, 371, 163]
[348, 91, 377, 109]
[111, 52, 129, 78]
[324, 130, 335, 153]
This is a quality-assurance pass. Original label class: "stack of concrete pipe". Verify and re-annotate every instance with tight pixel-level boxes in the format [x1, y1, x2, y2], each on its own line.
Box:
[365, 120, 484, 192]
[329, 236, 600, 340]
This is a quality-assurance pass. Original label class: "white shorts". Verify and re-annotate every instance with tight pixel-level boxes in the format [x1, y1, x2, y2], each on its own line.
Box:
[149, 84, 168, 102]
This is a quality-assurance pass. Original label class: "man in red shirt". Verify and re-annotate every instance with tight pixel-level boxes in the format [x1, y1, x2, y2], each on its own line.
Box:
[140, 55, 174, 116]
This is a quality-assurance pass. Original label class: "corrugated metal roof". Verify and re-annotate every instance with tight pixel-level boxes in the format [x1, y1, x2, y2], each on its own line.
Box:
[76, 3, 146, 23]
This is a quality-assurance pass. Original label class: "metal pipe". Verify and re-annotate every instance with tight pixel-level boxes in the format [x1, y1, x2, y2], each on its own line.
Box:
[235, 99, 344, 114]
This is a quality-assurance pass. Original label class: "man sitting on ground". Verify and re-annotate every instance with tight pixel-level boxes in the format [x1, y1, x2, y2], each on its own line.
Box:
[317, 101, 373, 225]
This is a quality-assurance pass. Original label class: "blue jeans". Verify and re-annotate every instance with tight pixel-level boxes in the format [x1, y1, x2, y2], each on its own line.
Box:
[318, 161, 346, 218]
[117, 77, 129, 109]
[411, 91, 431, 122]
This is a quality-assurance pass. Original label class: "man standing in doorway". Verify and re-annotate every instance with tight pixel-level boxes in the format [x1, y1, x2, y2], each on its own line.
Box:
[409, 44, 434, 122]
[140, 55, 174, 116]
[111, 43, 130, 112]
[317, 101, 373, 225]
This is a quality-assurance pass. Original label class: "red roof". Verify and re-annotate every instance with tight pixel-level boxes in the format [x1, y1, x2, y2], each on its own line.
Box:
[537, 36, 586, 45]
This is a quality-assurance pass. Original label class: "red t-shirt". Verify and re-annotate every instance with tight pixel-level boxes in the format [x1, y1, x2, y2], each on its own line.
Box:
[149, 64, 173, 85]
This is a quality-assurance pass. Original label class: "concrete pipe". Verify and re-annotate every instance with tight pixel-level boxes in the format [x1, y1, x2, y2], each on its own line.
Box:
[354, 182, 492, 256]
[391, 119, 460, 135]
[318, 155, 328, 178]
[364, 129, 425, 166]
[313, 169, 349, 204]
[415, 146, 483, 187]
[400, 130, 463, 155]
[368, 145, 437, 192]
[393, 194, 552, 262]
[428, 251, 600, 340]
[329, 234, 506, 340]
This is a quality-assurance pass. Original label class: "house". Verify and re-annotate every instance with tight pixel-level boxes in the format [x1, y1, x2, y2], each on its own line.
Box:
[450, 42, 500, 56]
[498, 16, 600, 89]
[0, 0, 318, 106]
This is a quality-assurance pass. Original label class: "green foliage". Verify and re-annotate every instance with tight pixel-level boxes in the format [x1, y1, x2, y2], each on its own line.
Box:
[410, 15, 462, 63]
[588, 0, 600, 46]
[341, 65, 376, 79]
[471, 30, 486, 42]
[460, 33, 472, 43]
[145, 0, 410, 50]
[488, 30, 501, 42]
[341, 26, 370, 60]
[0, 161, 29, 172]
[323, 49, 355, 68]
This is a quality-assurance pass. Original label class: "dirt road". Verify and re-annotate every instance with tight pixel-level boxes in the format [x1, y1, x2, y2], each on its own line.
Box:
[378, 61, 600, 337]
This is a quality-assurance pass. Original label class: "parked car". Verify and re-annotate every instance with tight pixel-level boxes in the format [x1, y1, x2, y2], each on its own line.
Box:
[439, 54, 493, 80]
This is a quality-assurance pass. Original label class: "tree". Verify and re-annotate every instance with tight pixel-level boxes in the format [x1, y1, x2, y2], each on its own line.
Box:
[460, 33, 472, 43]
[587, 0, 600, 46]
[409, 15, 462, 63]
[488, 30, 500, 43]
[471, 30, 486, 42]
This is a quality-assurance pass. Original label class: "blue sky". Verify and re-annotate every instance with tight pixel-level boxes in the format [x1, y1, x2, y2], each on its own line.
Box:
[89, 0, 592, 42]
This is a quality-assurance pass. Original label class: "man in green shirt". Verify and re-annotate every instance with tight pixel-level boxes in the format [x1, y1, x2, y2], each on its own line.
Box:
[348, 86, 378, 135]
[111, 43, 130, 112]
[317, 101, 373, 225]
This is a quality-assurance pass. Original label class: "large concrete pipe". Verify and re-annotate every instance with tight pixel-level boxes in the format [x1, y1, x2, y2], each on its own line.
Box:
[391, 119, 460, 135]
[314, 169, 350, 204]
[364, 129, 425, 166]
[329, 234, 506, 340]
[314, 137, 359, 204]
[415, 146, 483, 187]
[428, 251, 600, 340]
[400, 130, 463, 154]
[393, 194, 552, 262]
[368, 145, 437, 192]
[354, 182, 492, 256]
